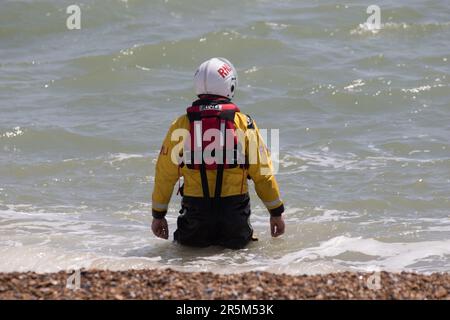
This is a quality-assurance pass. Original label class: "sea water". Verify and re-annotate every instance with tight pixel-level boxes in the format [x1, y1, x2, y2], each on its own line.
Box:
[0, 0, 449, 274]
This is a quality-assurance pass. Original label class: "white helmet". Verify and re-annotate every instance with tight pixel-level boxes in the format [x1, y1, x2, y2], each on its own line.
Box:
[194, 57, 238, 99]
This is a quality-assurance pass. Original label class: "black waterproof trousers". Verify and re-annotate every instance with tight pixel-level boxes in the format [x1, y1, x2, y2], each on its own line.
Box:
[174, 193, 253, 249]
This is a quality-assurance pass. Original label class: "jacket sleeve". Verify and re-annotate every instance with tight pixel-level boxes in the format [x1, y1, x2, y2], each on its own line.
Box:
[246, 118, 285, 216]
[151, 117, 184, 218]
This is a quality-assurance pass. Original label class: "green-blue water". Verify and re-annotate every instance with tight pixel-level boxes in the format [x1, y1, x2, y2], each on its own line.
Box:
[0, 0, 449, 274]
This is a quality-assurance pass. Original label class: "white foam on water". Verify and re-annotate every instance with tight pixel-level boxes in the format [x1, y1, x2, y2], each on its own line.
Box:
[276, 236, 450, 273]
[285, 152, 357, 169]
[1, 229, 449, 275]
[401, 83, 446, 93]
[265, 22, 288, 30]
[350, 22, 410, 35]
[426, 225, 450, 232]
[0, 126, 24, 138]
[366, 155, 441, 164]
[280, 151, 384, 172]
[0, 245, 165, 273]
[344, 79, 365, 92]
[303, 208, 361, 223]
[244, 66, 259, 74]
[1, 199, 449, 275]
[280, 149, 447, 175]
[107, 153, 145, 164]
[350, 21, 450, 36]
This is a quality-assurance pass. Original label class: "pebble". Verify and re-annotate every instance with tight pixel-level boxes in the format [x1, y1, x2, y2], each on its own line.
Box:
[0, 270, 448, 300]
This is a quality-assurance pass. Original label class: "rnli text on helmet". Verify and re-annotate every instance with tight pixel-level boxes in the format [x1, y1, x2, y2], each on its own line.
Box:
[218, 64, 232, 79]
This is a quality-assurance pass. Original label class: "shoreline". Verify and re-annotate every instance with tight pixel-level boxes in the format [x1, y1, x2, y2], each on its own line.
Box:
[0, 269, 449, 299]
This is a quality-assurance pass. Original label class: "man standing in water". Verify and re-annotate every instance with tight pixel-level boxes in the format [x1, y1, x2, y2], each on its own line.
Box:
[151, 58, 285, 249]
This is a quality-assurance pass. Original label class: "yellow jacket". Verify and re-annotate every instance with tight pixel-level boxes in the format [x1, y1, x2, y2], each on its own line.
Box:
[152, 110, 284, 216]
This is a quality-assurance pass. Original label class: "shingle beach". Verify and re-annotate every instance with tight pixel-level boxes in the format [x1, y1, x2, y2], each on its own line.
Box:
[0, 269, 448, 300]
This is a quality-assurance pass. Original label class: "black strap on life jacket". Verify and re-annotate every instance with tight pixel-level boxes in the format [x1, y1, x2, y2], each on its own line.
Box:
[213, 108, 237, 199]
[200, 162, 210, 200]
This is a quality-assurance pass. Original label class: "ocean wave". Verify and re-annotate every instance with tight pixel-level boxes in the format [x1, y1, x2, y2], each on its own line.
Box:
[106, 153, 145, 164]
[344, 79, 365, 92]
[277, 236, 450, 272]
[0, 127, 140, 154]
[401, 83, 447, 93]
[69, 30, 289, 71]
[350, 21, 450, 36]
[280, 145, 450, 176]
[303, 208, 361, 223]
[0, 127, 24, 139]
[350, 22, 408, 35]
[1, 199, 449, 274]
[2, 234, 449, 274]
[264, 22, 288, 30]
[280, 151, 376, 172]
[0, 245, 164, 273]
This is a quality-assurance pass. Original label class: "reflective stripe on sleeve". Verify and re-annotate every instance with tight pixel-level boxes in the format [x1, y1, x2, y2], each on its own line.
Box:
[152, 202, 169, 211]
[263, 198, 283, 209]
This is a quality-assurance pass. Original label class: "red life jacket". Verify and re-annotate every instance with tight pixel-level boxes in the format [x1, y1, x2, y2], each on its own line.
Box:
[185, 97, 242, 170]
[183, 96, 243, 200]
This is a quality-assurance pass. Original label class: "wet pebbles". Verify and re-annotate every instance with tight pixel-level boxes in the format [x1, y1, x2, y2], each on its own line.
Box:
[0, 269, 448, 300]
